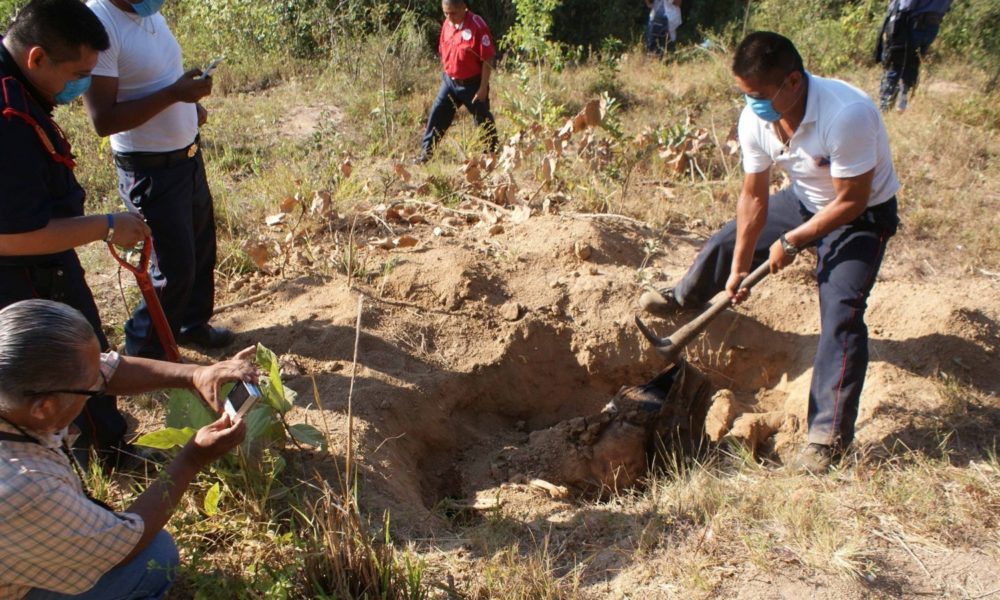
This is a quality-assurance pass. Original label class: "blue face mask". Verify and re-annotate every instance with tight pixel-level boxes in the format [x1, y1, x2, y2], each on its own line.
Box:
[53, 76, 91, 105]
[744, 76, 789, 122]
[131, 0, 165, 17]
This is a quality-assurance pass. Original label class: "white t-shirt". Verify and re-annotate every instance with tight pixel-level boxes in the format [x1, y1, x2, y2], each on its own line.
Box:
[738, 73, 899, 213]
[87, 0, 198, 153]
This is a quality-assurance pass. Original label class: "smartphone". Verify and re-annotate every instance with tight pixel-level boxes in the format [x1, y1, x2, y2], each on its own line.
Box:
[200, 57, 224, 79]
[223, 381, 262, 419]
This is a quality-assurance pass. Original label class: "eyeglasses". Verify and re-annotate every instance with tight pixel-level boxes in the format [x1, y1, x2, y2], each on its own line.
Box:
[24, 371, 108, 401]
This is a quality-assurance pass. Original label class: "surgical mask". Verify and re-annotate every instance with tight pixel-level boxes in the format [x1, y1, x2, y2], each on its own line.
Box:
[744, 77, 789, 122]
[132, 0, 165, 17]
[53, 76, 91, 104]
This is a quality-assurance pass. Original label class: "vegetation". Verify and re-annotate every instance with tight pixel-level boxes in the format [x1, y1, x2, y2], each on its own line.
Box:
[3, 0, 998, 596]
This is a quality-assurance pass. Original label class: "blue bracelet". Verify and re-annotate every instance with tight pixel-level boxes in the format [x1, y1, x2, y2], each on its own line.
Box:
[104, 213, 115, 242]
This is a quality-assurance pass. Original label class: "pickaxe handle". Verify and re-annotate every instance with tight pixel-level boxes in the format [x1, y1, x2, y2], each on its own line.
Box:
[636, 261, 771, 364]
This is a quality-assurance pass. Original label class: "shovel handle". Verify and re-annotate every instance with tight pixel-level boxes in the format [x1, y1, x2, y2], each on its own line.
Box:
[661, 261, 772, 360]
[107, 237, 151, 275]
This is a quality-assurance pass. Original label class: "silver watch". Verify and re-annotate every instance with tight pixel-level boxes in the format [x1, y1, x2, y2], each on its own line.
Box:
[779, 233, 799, 256]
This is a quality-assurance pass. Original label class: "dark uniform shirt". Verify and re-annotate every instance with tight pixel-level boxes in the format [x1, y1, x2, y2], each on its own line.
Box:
[0, 38, 86, 268]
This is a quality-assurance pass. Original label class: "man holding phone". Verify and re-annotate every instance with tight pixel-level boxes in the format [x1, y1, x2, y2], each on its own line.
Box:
[84, 0, 232, 359]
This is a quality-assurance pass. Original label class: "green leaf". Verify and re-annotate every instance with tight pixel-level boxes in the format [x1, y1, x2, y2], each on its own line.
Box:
[165, 389, 215, 430]
[203, 482, 221, 516]
[256, 343, 291, 414]
[135, 427, 196, 450]
[288, 423, 326, 449]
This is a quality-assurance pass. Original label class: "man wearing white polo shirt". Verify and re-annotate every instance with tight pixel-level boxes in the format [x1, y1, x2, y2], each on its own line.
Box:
[640, 31, 900, 472]
[83, 0, 232, 359]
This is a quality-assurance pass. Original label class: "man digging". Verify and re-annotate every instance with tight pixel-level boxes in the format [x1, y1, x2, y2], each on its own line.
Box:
[640, 32, 900, 473]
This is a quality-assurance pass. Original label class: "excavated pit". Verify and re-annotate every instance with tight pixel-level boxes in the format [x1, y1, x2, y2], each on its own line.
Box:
[217, 215, 1000, 531]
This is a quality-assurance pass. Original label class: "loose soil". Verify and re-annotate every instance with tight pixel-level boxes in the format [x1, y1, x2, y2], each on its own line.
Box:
[196, 210, 999, 596]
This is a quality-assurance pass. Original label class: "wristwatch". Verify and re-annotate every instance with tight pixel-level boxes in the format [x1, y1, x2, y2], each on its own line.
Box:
[779, 233, 799, 256]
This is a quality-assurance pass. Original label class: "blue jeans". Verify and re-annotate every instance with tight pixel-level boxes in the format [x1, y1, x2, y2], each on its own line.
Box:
[879, 16, 941, 106]
[671, 188, 899, 448]
[25, 530, 179, 600]
[116, 150, 218, 359]
[645, 14, 669, 54]
[420, 73, 498, 158]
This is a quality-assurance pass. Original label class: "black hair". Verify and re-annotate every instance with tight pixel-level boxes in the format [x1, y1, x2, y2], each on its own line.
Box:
[732, 31, 804, 85]
[6, 0, 110, 63]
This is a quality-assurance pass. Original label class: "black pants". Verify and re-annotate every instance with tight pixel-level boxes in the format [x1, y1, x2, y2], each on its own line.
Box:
[671, 189, 899, 447]
[116, 150, 217, 359]
[0, 253, 127, 455]
[420, 73, 499, 158]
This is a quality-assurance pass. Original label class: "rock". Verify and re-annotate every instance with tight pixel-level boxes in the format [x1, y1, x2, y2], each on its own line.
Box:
[704, 389, 738, 442]
[573, 240, 592, 261]
[499, 302, 523, 322]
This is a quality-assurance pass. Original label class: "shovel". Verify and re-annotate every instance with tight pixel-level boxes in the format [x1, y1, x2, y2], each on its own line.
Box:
[635, 261, 771, 364]
[108, 237, 181, 362]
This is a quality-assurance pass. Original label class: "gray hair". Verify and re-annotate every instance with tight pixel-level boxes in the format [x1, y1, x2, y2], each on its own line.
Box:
[0, 299, 97, 411]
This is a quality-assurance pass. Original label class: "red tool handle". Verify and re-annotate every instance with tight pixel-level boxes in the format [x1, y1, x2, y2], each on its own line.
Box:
[108, 238, 181, 362]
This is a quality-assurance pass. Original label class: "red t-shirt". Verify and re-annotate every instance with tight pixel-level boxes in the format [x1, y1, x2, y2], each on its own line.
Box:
[439, 11, 495, 80]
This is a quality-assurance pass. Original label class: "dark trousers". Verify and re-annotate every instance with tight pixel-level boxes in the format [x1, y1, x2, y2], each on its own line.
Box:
[879, 16, 941, 107]
[420, 73, 499, 158]
[116, 151, 217, 359]
[645, 14, 669, 54]
[672, 188, 899, 447]
[0, 253, 126, 455]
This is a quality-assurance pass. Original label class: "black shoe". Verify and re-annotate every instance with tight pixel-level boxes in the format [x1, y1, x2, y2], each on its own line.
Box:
[789, 443, 834, 474]
[177, 324, 234, 349]
[638, 287, 686, 318]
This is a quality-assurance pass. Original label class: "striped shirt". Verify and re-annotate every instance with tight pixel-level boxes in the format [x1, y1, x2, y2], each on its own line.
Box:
[0, 352, 144, 599]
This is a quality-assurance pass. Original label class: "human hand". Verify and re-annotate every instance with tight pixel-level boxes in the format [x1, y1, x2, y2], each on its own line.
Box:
[191, 346, 257, 413]
[725, 271, 751, 305]
[768, 239, 796, 274]
[472, 84, 489, 104]
[109, 212, 151, 247]
[184, 413, 246, 469]
[170, 69, 213, 103]
[196, 103, 208, 127]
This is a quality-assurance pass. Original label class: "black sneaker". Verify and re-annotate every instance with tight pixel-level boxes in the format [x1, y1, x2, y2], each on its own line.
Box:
[177, 324, 234, 349]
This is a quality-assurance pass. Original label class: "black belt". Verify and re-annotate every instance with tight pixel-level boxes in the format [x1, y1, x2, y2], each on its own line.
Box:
[449, 75, 481, 87]
[114, 136, 200, 171]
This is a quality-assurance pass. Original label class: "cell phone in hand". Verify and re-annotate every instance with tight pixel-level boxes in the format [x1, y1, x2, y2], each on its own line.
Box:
[223, 380, 262, 419]
[200, 57, 224, 79]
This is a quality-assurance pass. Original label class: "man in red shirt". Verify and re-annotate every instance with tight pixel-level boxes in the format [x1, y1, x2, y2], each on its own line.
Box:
[417, 0, 499, 162]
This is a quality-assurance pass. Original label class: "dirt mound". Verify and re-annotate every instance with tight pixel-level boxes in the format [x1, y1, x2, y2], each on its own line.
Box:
[217, 213, 1000, 531]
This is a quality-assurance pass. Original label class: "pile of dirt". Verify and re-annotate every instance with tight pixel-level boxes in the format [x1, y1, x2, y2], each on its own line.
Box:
[214, 213, 999, 532]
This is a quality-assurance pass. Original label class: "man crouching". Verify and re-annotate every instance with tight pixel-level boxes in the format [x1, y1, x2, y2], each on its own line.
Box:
[0, 299, 254, 599]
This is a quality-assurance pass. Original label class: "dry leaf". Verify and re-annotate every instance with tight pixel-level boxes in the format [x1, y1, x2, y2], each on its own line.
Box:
[386, 206, 403, 221]
[265, 213, 286, 227]
[441, 216, 465, 229]
[511, 205, 531, 224]
[242, 241, 270, 269]
[558, 119, 575, 139]
[408, 214, 427, 224]
[395, 235, 418, 248]
[488, 224, 504, 235]
[340, 158, 353, 178]
[310, 190, 333, 215]
[279, 196, 298, 213]
[481, 207, 499, 225]
[461, 160, 482, 185]
[393, 163, 411, 183]
[541, 155, 557, 182]
[572, 112, 587, 132]
[583, 99, 602, 127]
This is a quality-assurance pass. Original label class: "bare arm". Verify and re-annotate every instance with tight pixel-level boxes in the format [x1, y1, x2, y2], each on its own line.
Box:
[108, 347, 257, 412]
[119, 415, 245, 564]
[0, 213, 148, 256]
[83, 71, 212, 137]
[473, 61, 493, 104]
[726, 168, 771, 301]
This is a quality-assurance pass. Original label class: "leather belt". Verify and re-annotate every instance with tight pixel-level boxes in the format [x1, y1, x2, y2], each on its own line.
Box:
[448, 75, 481, 87]
[114, 136, 199, 171]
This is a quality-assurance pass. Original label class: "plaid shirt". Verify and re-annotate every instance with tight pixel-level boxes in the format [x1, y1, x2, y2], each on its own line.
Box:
[0, 352, 145, 599]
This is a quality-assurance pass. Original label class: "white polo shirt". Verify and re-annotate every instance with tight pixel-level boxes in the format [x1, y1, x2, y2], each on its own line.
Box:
[738, 73, 899, 213]
[87, 0, 198, 153]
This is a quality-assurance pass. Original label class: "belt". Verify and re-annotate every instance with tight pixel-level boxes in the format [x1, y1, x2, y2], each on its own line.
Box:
[448, 75, 481, 87]
[114, 136, 200, 171]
